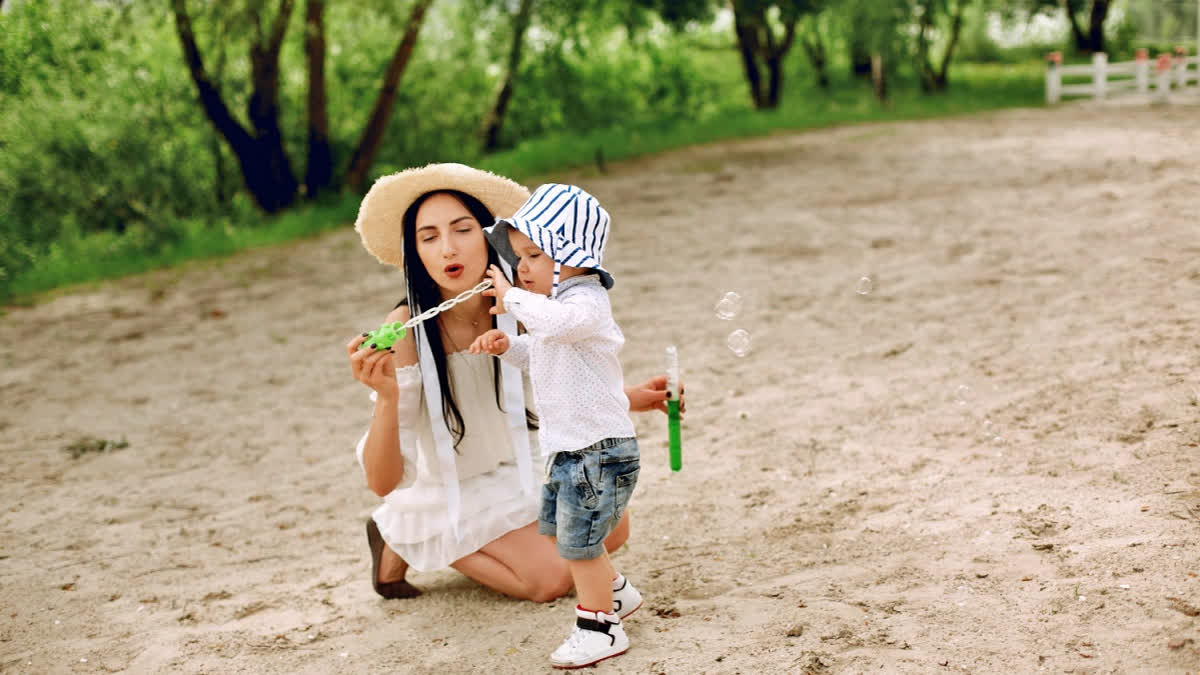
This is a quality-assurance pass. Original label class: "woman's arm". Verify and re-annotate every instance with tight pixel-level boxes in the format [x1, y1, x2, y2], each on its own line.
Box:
[349, 306, 420, 496]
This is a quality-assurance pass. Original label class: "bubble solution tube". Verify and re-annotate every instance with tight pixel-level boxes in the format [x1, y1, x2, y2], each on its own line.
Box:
[665, 345, 682, 471]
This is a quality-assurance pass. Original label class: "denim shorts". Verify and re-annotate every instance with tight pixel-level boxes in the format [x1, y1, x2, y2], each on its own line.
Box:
[538, 437, 640, 560]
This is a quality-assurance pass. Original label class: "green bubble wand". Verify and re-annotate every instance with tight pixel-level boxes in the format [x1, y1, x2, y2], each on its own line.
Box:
[359, 279, 493, 350]
[665, 344, 682, 471]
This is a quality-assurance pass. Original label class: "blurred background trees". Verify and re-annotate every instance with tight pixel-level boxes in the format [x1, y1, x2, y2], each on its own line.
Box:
[0, 0, 1194, 296]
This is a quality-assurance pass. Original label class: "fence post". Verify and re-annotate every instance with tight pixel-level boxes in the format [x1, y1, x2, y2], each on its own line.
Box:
[1135, 48, 1149, 95]
[1175, 46, 1188, 88]
[1092, 52, 1108, 100]
[1045, 52, 1062, 104]
[1157, 53, 1173, 102]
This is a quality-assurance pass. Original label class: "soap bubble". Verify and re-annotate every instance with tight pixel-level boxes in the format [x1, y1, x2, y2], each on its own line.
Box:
[855, 276, 874, 295]
[953, 385, 970, 406]
[714, 291, 743, 320]
[727, 329, 751, 357]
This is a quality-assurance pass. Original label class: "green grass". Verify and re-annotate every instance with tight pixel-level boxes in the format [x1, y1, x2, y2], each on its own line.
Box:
[3, 62, 1044, 305]
[481, 62, 1044, 182]
[4, 197, 360, 302]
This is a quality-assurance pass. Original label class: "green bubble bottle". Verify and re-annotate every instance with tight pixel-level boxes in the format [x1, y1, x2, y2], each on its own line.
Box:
[666, 344, 682, 471]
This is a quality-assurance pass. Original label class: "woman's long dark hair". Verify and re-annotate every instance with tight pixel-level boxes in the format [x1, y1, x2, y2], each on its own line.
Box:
[399, 189, 535, 449]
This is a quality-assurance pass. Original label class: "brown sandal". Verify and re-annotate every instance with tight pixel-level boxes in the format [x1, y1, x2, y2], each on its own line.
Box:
[366, 518, 421, 599]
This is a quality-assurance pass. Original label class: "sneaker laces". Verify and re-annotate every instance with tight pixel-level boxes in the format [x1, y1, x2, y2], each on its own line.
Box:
[562, 624, 595, 651]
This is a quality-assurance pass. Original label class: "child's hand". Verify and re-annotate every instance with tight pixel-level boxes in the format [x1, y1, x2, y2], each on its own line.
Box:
[469, 328, 510, 355]
[483, 264, 513, 315]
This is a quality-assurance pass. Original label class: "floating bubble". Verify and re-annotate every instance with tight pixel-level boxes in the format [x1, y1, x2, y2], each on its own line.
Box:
[727, 329, 751, 357]
[954, 384, 970, 406]
[855, 276, 874, 295]
[714, 291, 743, 320]
[991, 435, 1006, 445]
[982, 419, 994, 435]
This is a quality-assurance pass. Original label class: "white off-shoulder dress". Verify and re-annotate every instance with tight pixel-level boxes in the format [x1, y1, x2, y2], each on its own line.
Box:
[355, 351, 544, 572]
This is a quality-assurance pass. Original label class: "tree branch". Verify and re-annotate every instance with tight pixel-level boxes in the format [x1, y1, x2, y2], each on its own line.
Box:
[1061, 0, 1086, 47]
[268, 0, 296, 57]
[345, 0, 435, 191]
[937, 0, 966, 81]
[170, 0, 252, 151]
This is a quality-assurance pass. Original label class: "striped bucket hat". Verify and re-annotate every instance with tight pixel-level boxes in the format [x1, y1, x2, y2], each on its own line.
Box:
[485, 183, 614, 298]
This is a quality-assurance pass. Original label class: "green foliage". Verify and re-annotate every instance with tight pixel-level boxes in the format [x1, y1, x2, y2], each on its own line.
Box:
[1, 0, 1054, 303]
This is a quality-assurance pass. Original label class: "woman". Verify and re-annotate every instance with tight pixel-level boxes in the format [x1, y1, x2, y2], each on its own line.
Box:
[347, 164, 682, 602]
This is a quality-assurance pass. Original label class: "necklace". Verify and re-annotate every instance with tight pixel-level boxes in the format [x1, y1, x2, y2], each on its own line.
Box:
[444, 304, 488, 328]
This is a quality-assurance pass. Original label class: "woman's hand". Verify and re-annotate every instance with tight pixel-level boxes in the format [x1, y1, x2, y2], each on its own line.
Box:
[347, 334, 399, 401]
[483, 264, 513, 315]
[469, 329, 510, 355]
[626, 374, 686, 416]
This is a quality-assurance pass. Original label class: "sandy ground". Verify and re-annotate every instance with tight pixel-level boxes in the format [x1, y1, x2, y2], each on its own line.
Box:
[2, 104, 1200, 674]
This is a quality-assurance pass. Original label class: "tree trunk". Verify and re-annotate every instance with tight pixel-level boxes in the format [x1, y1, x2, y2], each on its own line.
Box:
[764, 17, 797, 108]
[1086, 0, 1109, 54]
[916, 7, 936, 92]
[932, 0, 966, 91]
[304, 0, 333, 198]
[480, 0, 536, 152]
[733, 8, 766, 108]
[800, 23, 828, 90]
[1062, 0, 1088, 51]
[871, 53, 887, 102]
[171, 0, 299, 213]
[765, 53, 783, 108]
[345, 0, 435, 193]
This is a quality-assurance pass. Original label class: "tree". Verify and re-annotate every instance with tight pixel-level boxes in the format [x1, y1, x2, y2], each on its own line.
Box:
[479, 0, 537, 152]
[914, 0, 969, 91]
[730, 1, 816, 109]
[172, 0, 436, 209]
[343, 0, 434, 192]
[1063, 0, 1110, 53]
[1019, 0, 1111, 53]
[303, 0, 333, 199]
[172, 0, 300, 212]
[636, 0, 817, 110]
[797, 1, 839, 88]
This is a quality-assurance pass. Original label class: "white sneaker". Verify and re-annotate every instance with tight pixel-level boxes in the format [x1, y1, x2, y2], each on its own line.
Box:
[549, 607, 629, 669]
[612, 575, 643, 619]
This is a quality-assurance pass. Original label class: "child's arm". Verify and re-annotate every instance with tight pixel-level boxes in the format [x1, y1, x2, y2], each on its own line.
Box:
[497, 333, 531, 370]
[497, 286, 609, 342]
[468, 328, 510, 356]
[467, 328, 532, 370]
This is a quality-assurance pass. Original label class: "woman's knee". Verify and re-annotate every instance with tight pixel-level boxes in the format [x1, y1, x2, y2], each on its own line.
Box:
[604, 511, 631, 553]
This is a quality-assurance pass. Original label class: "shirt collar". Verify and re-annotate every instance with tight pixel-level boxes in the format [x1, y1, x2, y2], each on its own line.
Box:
[555, 273, 603, 293]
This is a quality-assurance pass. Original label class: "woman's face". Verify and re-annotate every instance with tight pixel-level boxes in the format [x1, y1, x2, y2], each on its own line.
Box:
[414, 193, 490, 297]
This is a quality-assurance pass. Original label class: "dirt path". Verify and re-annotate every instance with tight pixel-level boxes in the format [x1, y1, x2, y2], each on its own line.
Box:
[2, 104, 1199, 674]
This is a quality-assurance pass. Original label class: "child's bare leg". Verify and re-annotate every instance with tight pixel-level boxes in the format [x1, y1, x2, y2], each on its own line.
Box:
[568, 550, 617, 611]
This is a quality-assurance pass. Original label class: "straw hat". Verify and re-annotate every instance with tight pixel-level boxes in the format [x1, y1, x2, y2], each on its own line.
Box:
[355, 163, 531, 267]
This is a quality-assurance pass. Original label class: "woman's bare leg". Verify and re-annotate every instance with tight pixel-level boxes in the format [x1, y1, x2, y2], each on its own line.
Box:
[604, 511, 630, 553]
[451, 522, 571, 602]
[451, 511, 633, 601]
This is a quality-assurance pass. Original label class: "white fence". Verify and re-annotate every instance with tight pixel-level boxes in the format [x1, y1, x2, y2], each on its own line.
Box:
[1046, 48, 1200, 104]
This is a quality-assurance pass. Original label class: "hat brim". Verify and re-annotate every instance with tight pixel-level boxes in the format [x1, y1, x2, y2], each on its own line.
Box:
[487, 218, 614, 290]
[355, 163, 531, 267]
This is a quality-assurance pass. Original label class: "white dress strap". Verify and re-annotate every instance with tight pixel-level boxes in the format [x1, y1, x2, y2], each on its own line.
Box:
[497, 257, 534, 498]
[412, 297, 464, 542]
